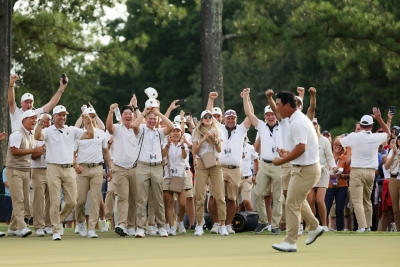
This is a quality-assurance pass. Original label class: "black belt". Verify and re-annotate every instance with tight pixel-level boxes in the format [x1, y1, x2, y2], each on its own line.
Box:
[221, 164, 238, 169]
[391, 175, 398, 178]
[242, 176, 250, 179]
[51, 164, 73, 168]
[262, 159, 273, 163]
[80, 163, 103, 167]
[185, 167, 189, 170]
[33, 168, 47, 170]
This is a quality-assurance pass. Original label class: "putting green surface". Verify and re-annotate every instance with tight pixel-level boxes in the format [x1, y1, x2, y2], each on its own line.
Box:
[0, 225, 399, 267]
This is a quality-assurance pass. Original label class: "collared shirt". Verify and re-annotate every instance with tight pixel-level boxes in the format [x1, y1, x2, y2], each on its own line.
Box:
[31, 140, 47, 168]
[279, 118, 291, 150]
[241, 143, 258, 176]
[136, 125, 166, 163]
[74, 128, 107, 164]
[218, 122, 248, 166]
[42, 125, 85, 164]
[340, 130, 387, 168]
[9, 126, 33, 148]
[288, 109, 319, 165]
[256, 119, 283, 161]
[10, 107, 44, 132]
[163, 142, 189, 179]
[111, 123, 137, 168]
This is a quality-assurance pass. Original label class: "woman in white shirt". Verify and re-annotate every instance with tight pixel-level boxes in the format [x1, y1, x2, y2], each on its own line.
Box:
[192, 110, 228, 236]
[307, 119, 336, 231]
[162, 124, 192, 235]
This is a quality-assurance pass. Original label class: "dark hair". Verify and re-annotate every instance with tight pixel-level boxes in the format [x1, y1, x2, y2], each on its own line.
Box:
[360, 124, 372, 130]
[276, 91, 296, 108]
[120, 105, 134, 114]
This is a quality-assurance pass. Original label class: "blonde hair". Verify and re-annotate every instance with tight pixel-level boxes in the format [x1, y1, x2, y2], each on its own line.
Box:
[315, 123, 321, 138]
[192, 117, 219, 144]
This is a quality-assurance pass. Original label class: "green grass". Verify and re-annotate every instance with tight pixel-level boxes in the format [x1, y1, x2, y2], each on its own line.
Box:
[0, 224, 399, 267]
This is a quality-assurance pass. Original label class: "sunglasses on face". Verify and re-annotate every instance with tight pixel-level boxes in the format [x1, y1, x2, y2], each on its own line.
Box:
[203, 115, 212, 120]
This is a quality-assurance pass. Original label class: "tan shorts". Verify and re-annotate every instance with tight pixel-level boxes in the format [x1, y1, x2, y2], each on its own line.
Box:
[238, 176, 253, 202]
[222, 167, 242, 201]
[281, 163, 292, 191]
[162, 176, 192, 191]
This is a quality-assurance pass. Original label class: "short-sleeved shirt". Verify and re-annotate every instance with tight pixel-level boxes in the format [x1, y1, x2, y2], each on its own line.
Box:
[193, 128, 224, 158]
[279, 118, 291, 151]
[10, 107, 44, 132]
[340, 130, 388, 168]
[75, 128, 107, 164]
[163, 142, 189, 179]
[2, 168, 10, 196]
[31, 140, 47, 168]
[288, 109, 319, 165]
[218, 122, 248, 166]
[111, 124, 137, 168]
[136, 125, 166, 163]
[9, 127, 32, 148]
[256, 119, 284, 161]
[43, 125, 85, 164]
[241, 143, 258, 176]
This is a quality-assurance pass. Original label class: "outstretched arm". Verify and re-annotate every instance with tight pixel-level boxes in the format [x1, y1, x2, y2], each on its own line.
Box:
[266, 89, 282, 121]
[42, 78, 69, 113]
[306, 87, 316, 120]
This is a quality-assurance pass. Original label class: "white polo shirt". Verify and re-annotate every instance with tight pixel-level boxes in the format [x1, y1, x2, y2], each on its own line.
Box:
[43, 125, 85, 164]
[192, 128, 224, 159]
[288, 109, 319, 165]
[136, 125, 166, 163]
[74, 128, 107, 164]
[256, 119, 284, 161]
[31, 140, 47, 168]
[163, 142, 189, 179]
[111, 124, 138, 169]
[218, 122, 248, 166]
[279, 118, 291, 150]
[9, 127, 32, 148]
[10, 107, 44, 132]
[241, 143, 258, 176]
[340, 130, 387, 168]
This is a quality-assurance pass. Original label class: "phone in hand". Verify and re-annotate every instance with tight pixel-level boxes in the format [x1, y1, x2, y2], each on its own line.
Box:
[390, 106, 395, 115]
[61, 73, 68, 85]
[176, 99, 186, 106]
[192, 117, 198, 124]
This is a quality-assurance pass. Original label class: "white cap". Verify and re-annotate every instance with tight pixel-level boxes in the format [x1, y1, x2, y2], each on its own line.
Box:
[145, 99, 159, 108]
[174, 115, 188, 128]
[312, 118, 318, 124]
[295, 96, 303, 105]
[21, 93, 34, 102]
[53, 105, 69, 114]
[144, 87, 158, 99]
[264, 105, 273, 114]
[172, 123, 182, 131]
[201, 110, 212, 119]
[212, 107, 222, 115]
[360, 115, 374, 126]
[21, 110, 39, 120]
[83, 107, 96, 115]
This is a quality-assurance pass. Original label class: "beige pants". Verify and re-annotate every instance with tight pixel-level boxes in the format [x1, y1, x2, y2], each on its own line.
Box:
[47, 164, 77, 234]
[76, 165, 103, 230]
[104, 161, 115, 221]
[113, 165, 137, 229]
[222, 167, 242, 200]
[255, 161, 282, 228]
[136, 163, 164, 228]
[7, 168, 30, 230]
[32, 168, 51, 229]
[348, 168, 375, 229]
[284, 163, 321, 245]
[194, 159, 226, 222]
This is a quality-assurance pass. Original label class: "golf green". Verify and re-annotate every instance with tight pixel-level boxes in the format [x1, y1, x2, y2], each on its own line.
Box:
[0, 226, 398, 267]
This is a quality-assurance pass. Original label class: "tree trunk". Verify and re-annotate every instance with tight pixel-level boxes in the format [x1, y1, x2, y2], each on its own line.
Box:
[0, 0, 13, 168]
[201, 0, 224, 111]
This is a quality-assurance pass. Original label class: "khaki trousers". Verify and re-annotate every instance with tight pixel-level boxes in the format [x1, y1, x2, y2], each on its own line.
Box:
[76, 165, 103, 230]
[104, 161, 115, 221]
[32, 168, 51, 229]
[255, 161, 282, 228]
[349, 168, 375, 229]
[195, 159, 226, 222]
[47, 164, 77, 234]
[113, 165, 137, 228]
[284, 163, 320, 244]
[136, 163, 164, 228]
[7, 168, 30, 230]
[389, 178, 400, 231]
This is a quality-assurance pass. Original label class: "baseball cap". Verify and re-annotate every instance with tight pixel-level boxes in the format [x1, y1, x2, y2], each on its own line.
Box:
[201, 110, 212, 119]
[145, 99, 159, 108]
[322, 130, 331, 137]
[212, 107, 222, 116]
[264, 105, 273, 114]
[174, 115, 188, 128]
[360, 115, 374, 126]
[21, 110, 39, 120]
[295, 96, 303, 105]
[224, 109, 237, 118]
[144, 87, 158, 99]
[21, 93, 34, 102]
[312, 118, 318, 124]
[53, 105, 69, 114]
[83, 107, 96, 115]
[172, 123, 182, 131]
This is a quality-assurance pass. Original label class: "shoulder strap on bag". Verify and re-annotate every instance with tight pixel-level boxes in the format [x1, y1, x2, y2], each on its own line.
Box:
[132, 130, 145, 168]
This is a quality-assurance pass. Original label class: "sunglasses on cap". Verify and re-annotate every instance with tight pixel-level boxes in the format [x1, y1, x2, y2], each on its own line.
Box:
[203, 115, 213, 119]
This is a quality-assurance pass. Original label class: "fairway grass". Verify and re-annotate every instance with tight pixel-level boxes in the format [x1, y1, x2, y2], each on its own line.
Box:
[0, 225, 399, 267]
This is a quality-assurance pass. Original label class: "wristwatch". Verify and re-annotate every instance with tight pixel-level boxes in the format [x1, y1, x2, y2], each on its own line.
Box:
[134, 106, 140, 111]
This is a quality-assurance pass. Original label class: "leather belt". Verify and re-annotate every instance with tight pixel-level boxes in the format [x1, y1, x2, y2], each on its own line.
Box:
[242, 176, 250, 179]
[138, 161, 163, 167]
[49, 163, 73, 168]
[221, 164, 238, 169]
[262, 159, 273, 163]
[33, 168, 47, 170]
[80, 163, 103, 167]
[292, 164, 314, 167]
[391, 175, 398, 178]
[185, 167, 189, 170]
